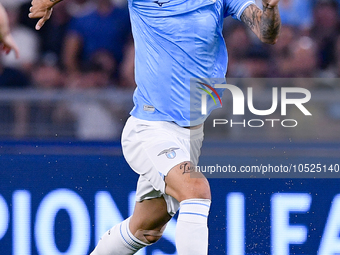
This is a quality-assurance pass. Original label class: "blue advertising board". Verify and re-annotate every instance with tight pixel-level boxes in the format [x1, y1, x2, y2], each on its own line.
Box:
[0, 141, 340, 255]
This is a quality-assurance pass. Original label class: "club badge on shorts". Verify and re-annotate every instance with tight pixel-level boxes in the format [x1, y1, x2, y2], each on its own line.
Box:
[158, 147, 180, 159]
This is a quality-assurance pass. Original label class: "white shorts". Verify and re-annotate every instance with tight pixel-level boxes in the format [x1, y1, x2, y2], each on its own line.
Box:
[121, 116, 204, 216]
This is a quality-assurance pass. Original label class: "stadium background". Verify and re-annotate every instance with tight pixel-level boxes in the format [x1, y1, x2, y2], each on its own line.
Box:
[1, 0, 340, 254]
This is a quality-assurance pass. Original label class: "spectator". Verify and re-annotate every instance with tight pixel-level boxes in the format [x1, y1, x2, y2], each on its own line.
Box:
[66, 0, 96, 18]
[119, 39, 137, 88]
[31, 54, 65, 89]
[0, 3, 28, 138]
[290, 36, 318, 78]
[39, 1, 71, 65]
[279, 0, 313, 31]
[29, 55, 69, 137]
[62, 0, 131, 76]
[2, 5, 39, 74]
[0, 60, 30, 88]
[271, 25, 297, 77]
[224, 24, 251, 78]
[0, 3, 19, 58]
[243, 45, 272, 79]
[0, 55, 30, 138]
[90, 49, 118, 85]
[311, 0, 340, 70]
[335, 35, 340, 76]
[57, 61, 123, 140]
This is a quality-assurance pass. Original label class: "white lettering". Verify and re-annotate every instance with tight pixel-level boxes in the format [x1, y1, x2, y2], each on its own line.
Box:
[318, 194, 340, 255]
[13, 190, 31, 255]
[0, 194, 9, 240]
[35, 189, 90, 255]
[227, 193, 245, 255]
[271, 193, 311, 255]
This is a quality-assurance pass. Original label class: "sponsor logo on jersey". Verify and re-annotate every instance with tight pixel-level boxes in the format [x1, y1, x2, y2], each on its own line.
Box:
[153, 0, 170, 7]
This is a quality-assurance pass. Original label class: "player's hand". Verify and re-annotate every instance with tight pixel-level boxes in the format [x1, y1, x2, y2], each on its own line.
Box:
[0, 33, 19, 58]
[262, 0, 280, 8]
[28, 0, 62, 30]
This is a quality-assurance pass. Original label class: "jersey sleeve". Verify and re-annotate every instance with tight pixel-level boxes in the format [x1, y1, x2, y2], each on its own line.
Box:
[223, 0, 255, 21]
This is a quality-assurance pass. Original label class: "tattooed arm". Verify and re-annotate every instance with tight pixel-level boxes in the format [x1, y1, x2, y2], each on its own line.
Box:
[241, 1, 281, 44]
[28, 0, 63, 30]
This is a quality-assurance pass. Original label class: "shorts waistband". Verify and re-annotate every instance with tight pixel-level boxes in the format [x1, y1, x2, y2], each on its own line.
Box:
[130, 116, 203, 139]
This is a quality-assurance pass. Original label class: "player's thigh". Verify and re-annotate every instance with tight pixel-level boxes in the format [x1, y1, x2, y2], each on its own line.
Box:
[164, 161, 211, 202]
[130, 196, 171, 236]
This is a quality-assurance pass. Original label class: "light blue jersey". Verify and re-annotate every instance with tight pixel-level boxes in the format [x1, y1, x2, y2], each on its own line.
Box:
[128, 0, 254, 126]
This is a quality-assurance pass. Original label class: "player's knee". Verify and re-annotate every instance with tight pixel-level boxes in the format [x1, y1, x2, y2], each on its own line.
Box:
[189, 178, 211, 200]
[177, 177, 211, 202]
[195, 178, 211, 199]
[134, 229, 164, 244]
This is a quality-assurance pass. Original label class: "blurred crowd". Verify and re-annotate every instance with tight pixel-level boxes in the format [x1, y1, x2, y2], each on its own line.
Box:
[0, 0, 340, 89]
[0, 0, 134, 91]
[226, 0, 340, 80]
[0, 0, 339, 140]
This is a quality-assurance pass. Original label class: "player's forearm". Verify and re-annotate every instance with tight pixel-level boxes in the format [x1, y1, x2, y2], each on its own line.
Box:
[241, 3, 281, 45]
[260, 3, 281, 44]
[0, 4, 10, 41]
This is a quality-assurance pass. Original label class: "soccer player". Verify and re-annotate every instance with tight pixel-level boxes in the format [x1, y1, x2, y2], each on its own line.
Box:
[0, 3, 19, 58]
[29, 0, 281, 254]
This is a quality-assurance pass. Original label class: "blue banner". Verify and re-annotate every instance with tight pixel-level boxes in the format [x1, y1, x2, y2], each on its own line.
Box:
[0, 141, 339, 255]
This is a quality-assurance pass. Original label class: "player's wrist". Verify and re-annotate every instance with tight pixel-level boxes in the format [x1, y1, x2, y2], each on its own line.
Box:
[262, 1, 277, 9]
